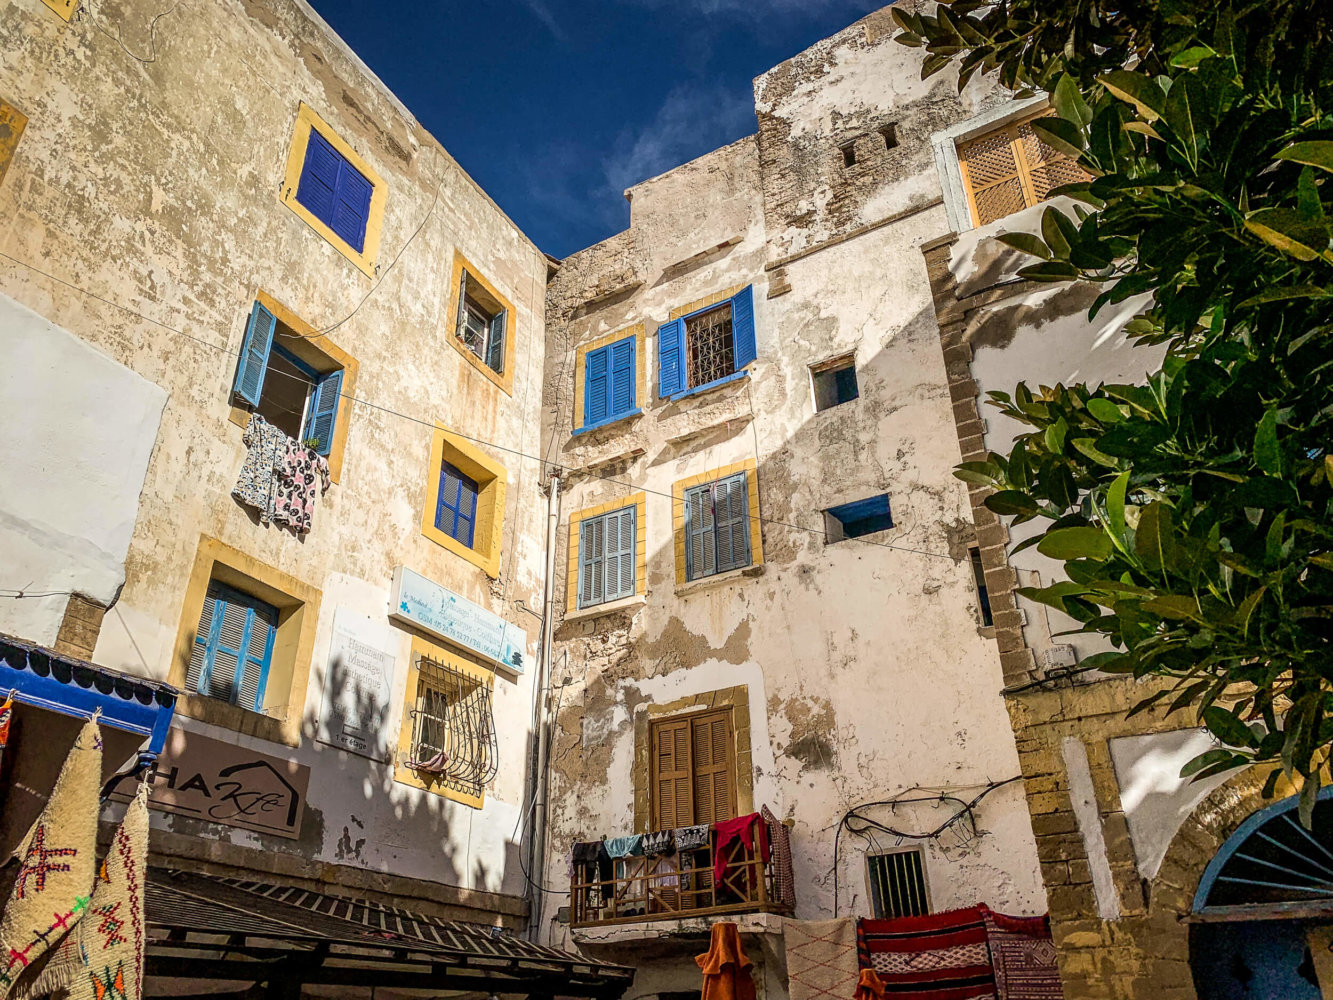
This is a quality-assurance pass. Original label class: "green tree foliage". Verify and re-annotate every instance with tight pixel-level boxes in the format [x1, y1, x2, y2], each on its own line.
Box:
[894, 2, 1333, 820]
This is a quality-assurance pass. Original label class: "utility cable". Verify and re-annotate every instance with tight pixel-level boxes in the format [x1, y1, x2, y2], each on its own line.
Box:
[0, 248, 958, 561]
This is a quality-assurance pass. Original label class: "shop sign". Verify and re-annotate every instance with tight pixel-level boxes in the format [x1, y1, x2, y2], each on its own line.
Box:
[389, 565, 525, 672]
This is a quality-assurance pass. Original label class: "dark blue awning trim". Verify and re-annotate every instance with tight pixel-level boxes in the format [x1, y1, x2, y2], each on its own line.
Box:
[0, 634, 177, 757]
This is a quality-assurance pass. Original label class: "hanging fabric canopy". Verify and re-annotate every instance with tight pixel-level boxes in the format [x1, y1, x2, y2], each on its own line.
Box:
[696, 922, 756, 1000]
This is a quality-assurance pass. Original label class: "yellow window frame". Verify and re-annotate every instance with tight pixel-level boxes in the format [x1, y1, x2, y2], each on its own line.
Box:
[39, 0, 76, 20]
[280, 103, 387, 279]
[671, 459, 764, 585]
[445, 250, 518, 396]
[421, 425, 508, 578]
[393, 636, 495, 809]
[168, 535, 322, 747]
[566, 492, 648, 613]
[227, 289, 359, 485]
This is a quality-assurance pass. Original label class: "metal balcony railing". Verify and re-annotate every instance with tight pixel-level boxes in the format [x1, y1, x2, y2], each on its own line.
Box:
[570, 831, 790, 928]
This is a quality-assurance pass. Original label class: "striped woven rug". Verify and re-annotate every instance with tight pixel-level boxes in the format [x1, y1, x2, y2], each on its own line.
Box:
[857, 906, 997, 1000]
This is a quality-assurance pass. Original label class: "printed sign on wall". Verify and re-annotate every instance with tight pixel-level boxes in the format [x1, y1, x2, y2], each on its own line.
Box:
[389, 565, 525, 672]
[316, 608, 399, 761]
[121, 728, 311, 839]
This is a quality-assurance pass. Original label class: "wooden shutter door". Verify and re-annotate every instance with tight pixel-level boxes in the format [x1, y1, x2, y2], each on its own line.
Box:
[958, 125, 1027, 226]
[690, 709, 736, 825]
[652, 717, 693, 830]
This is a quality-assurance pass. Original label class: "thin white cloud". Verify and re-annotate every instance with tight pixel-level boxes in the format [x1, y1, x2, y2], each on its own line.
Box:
[519, 0, 569, 41]
[620, 0, 872, 20]
[603, 83, 754, 194]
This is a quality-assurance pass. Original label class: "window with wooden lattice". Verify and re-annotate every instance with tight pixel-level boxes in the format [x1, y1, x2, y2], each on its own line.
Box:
[650, 708, 737, 830]
[957, 110, 1087, 227]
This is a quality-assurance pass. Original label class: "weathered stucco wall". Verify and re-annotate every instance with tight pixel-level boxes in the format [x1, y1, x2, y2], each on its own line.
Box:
[539, 9, 1045, 969]
[0, 0, 547, 908]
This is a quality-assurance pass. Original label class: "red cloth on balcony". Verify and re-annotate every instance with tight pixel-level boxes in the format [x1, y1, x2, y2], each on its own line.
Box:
[696, 922, 756, 1000]
[856, 906, 996, 1000]
[712, 812, 770, 886]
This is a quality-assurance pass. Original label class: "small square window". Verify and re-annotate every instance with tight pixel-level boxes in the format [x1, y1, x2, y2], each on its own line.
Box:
[811, 355, 859, 411]
[840, 141, 857, 168]
[969, 546, 994, 627]
[421, 427, 508, 578]
[880, 123, 899, 151]
[824, 495, 893, 542]
[456, 271, 507, 375]
[867, 849, 930, 919]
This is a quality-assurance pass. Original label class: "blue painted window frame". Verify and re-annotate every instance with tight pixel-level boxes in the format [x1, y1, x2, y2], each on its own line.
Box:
[576, 334, 641, 434]
[436, 461, 479, 548]
[189, 582, 278, 713]
[826, 495, 894, 539]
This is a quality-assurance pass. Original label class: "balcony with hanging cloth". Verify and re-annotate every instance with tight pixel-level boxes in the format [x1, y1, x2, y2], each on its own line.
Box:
[568, 808, 795, 945]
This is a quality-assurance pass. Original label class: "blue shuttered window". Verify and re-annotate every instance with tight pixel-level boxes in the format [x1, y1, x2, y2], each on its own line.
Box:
[582, 335, 637, 430]
[683, 473, 752, 581]
[436, 461, 479, 547]
[187, 582, 278, 713]
[297, 130, 374, 254]
[234, 302, 277, 406]
[826, 494, 893, 540]
[658, 285, 757, 399]
[578, 506, 637, 608]
[307, 369, 343, 456]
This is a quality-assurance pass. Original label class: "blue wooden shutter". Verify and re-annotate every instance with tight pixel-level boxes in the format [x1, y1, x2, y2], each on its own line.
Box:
[486, 310, 507, 373]
[189, 585, 276, 711]
[714, 473, 752, 572]
[458, 476, 478, 546]
[331, 161, 373, 254]
[307, 369, 343, 455]
[237, 598, 277, 713]
[684, 483, 716, 581]
[578, 514, 605, 608]
[730, 285, 757, 370]
[296, 130, 340, 228]
[610, 337, 636, 417]
[604, 507, 637, 600]
[437, 462, 478, 547]
[657, 319, 685, 397]
[187, 589, 221, 696]
[233, 302, 277, 406]
[584, 345, 611, 426]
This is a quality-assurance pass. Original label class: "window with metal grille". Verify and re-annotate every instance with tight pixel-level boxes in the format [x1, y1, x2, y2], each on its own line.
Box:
[684, 473, 752, 581]
[435, 461, 479, 548]
[824, 494, 893, 542]
[685, 303, 736, 390]
[187, 581, 278, 713]
[650, 707, 737, 829]
[455, 271, 507, 374]
[407, 652, 498, 800]
[969, 546, 993, 627]
[811, 354, 859, 412]
[867, 849, 930, 919]
[957, 110, 1087, 227]
[578, 505, 638, 608]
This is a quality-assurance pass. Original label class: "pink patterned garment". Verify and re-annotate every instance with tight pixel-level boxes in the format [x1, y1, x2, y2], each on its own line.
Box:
[270, 439, 331, 534]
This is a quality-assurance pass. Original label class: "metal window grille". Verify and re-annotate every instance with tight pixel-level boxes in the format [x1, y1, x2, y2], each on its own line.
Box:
[685, 303, 735, 389]
[407, 653, 498, 798]
[867, 849, 930, 919]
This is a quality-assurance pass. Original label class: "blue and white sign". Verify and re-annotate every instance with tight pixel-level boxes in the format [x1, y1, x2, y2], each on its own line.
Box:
[389, 565, 526, 672]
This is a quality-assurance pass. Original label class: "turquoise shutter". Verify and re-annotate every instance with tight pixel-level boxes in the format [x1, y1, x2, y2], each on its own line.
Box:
[237, 600, 277, 713]
[579, 514, 606, 608]
[684, 483, 716, 581]
[331, 161, 373, 253]
[307, 369, 343, 455]
[610, 337, 635, 416]
[187, 589, 221, 696]
[714, 473, 752, 572]
[486, 309, 507, 373]
[233, 302, 277, 406]
[730, 285, 757, 370]
[604, 507, 637, 600]
[585, 345, 611, 426]
[296, 130, 341, 227]
[657, 319, 685, 397]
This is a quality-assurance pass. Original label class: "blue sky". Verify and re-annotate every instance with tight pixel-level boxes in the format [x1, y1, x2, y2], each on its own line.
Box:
[308, 0, 883, 259]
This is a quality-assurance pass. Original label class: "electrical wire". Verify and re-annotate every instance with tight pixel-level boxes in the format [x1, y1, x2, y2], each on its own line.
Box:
[831, 777, 1022, 916]
[0, 248, 960, 562]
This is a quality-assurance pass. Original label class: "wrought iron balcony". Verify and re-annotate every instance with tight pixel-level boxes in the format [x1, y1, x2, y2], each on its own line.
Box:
[569, 832, 792, 928]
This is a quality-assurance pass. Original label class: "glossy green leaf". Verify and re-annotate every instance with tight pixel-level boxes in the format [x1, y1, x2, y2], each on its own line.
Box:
[1170, 45, 1218, 68]
[1099, 70, 1167, 120]
[1275, 141, 1333, 174]
[994, 232, 1052, 259]
[1162, 74, 1200, 170]
[984, 490, 1042, 516]
[1037, 526, 1113, 561]
[1053, 72, 1093, 127]
[1029, 116, 1086, 160]
[1203, 707, 1260, 749]
[1254, 409, 1283, 476]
